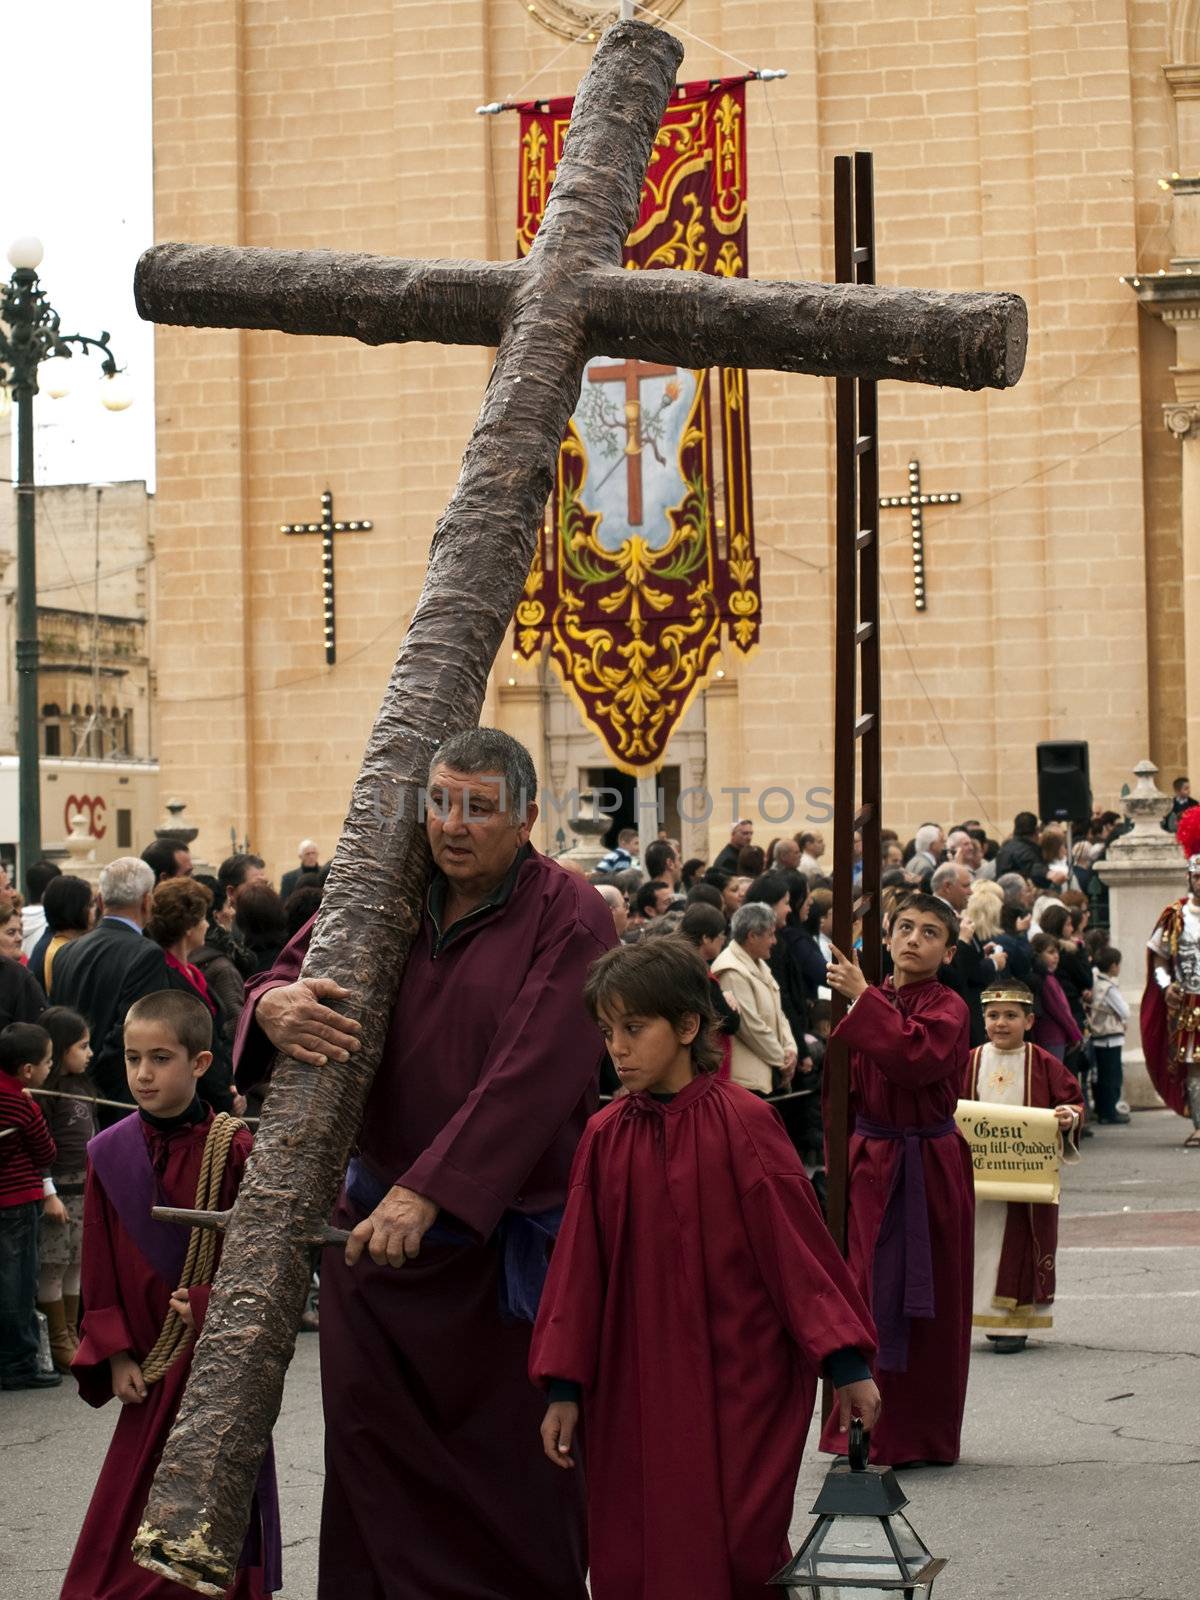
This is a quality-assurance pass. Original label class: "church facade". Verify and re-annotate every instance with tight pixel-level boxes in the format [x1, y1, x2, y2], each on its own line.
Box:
[148, 0, 1194, 872]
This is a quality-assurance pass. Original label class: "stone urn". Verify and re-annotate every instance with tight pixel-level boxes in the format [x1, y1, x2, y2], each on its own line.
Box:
[1096, 760, 1186, 1108]
[558, 790, 615, 874]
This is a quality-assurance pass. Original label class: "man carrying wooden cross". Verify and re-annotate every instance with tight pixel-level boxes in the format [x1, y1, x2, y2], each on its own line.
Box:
[234, 728, 613, 1598]
[129, 19, 1025, 1600]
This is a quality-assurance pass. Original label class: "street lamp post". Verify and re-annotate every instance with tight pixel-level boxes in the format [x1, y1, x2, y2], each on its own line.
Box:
[0, 237, 131, 880]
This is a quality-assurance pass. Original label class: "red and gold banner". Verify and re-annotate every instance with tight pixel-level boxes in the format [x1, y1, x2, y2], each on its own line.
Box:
[514, 76, 760, 775]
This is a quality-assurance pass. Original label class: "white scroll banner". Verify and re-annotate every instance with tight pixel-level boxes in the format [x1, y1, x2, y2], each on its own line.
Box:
[954, 1098, 1064, 1206]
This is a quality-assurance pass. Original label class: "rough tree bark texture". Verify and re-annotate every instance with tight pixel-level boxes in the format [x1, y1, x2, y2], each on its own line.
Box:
[136, 252, 1026, 392]
[132, 22, 686, 1595]
[131, 19, 1029, 1594]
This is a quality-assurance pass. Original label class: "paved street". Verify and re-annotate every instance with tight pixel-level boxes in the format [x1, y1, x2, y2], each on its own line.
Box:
[3, 1109, 1196, 1600]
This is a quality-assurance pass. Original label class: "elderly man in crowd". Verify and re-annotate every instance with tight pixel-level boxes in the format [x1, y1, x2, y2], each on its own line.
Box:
[234, 728, 616, 1600]
[595, 882, 628, 937]
[281, 839, 323, 899]
[711, 900, 798, 1096]
[52, 858, 174, 1121]
[770, 836, 802, 871]
[907, 822, 946, 883]
[713, 817, 754, 874]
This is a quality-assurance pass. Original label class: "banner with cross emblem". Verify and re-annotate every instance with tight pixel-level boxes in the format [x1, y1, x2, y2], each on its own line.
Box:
[514, 76, 761, 774]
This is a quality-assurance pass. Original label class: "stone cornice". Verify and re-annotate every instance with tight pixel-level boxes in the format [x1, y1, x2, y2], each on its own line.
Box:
[1164, 63, 1200, 99]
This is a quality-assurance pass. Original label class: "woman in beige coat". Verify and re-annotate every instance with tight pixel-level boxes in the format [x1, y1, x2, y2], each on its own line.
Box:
[710, 901, 798, 1095]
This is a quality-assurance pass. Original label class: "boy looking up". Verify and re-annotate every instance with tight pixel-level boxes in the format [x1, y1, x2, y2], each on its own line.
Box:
[822, 892, 973, 1467]
[0, 1022, 58, 1390]
[530, 939, 878, 1600]
[968, 980, 1083, 1353]
[63, 989, 281, 1599]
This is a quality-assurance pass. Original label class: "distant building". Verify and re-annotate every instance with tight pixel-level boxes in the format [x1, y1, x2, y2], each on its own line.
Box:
[0, 410, 159, 869]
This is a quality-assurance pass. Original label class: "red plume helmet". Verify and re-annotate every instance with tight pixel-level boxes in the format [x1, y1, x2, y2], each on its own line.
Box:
[1177, 806, 1200, 865]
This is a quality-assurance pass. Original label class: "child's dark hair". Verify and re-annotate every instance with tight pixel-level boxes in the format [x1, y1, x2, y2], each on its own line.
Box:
[40, 1006, 93, 1094]
[1094, 944, 1121, 972]
[1039, 903, 1072, 941]
[126, 989, 213, 1057]
[584, 940, 721, 1073]
[982, 978, 1035, 1012]
[685, 882, 724, 911]
[810, 998, 832, 1030]
[891, 891, 959, 946]
[679, 902, 726, 945]
[1030, 932, 1059, 960]
[0, 1021, 51, 1077]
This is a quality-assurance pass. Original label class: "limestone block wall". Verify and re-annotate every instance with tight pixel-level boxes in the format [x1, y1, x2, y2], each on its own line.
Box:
[148, 0, 1179, 876]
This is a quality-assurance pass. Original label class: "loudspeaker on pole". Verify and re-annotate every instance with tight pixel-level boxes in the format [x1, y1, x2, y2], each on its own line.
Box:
[1036, 740, 1091, 824]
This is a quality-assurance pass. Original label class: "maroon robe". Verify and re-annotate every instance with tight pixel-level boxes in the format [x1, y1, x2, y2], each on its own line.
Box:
[529, 1075, 877, 1600]
[819, 978, 973, 1466]
[64, 1110, 277, 1600]
[234, 846, 616, 1600]
[967, 1042, 1083, 1319]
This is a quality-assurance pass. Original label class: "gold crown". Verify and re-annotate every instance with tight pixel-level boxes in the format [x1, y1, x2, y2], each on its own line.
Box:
[981, 985, 1034, 1007]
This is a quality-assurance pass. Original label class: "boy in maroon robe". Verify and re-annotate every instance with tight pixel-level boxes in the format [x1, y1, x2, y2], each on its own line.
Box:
[63, 990, 281, 1600]
[966, 979, 1084, 1353]
[530, 939, 879, 1600]
[821, 892, 973, 1468]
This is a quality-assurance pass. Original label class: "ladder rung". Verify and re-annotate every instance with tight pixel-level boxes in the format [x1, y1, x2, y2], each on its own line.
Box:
[856, 528, 875, 549]
[854, 434, 874, 456]
[854, 713, 876, 738]
[853, 246, 870, 264]
[853, 803, 873, 830]
[855, 621, 875, 645]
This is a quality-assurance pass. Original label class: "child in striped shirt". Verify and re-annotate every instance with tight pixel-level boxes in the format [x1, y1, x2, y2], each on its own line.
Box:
[0, 1020, 58, 1389]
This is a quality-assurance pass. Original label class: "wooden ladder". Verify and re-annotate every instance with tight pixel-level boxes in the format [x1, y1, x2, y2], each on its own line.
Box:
[825, 151, 883, 1258]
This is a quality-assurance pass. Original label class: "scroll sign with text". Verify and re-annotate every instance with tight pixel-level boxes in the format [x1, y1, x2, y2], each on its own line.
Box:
[954, 1100, 1077, 1206]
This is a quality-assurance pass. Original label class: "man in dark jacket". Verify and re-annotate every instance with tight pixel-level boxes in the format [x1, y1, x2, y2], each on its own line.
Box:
[280, 839, 323, 899]
[50, 857, 171, 1120]
[993, 812, 1050, 888]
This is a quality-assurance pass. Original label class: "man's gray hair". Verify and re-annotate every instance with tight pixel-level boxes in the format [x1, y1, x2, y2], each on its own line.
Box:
[732, 901, 776, 943]
[914, 822, 942, 854]
[100, 856, 155, 909]
[930, 861, 966, 893]
[997, 871, 1028, 903]
[428, 727, 537, 814]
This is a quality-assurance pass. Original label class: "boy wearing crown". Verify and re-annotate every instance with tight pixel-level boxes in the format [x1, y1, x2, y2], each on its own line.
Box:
[967, 979, 1083, 1354]
[1143, 806, 1200, 1146]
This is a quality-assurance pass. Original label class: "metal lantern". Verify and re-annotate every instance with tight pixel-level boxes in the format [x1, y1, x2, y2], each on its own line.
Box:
[769, 1423, 946, 1596]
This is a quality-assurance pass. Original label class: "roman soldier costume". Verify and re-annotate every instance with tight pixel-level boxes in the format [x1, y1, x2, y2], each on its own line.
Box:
[1142, 807, 1200, 1143]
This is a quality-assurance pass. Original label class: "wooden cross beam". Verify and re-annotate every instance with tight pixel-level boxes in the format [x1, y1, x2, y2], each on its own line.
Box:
[130, 21, 1027, 1593]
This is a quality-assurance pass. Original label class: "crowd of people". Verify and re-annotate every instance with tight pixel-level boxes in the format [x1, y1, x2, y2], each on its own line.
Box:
[0, 752, 1175, 1599]
[581, 802, 1137, 1161]
[0, 836, 331, 1401]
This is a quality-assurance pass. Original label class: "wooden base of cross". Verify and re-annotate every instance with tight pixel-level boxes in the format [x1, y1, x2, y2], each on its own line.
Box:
[280, 487, 373, 663]
[130, 21, 1026, 1594]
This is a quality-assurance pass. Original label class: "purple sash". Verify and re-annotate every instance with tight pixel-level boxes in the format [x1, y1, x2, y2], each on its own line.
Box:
[86, 1115, 190, 1287]
[855, 1115, 957, 1373]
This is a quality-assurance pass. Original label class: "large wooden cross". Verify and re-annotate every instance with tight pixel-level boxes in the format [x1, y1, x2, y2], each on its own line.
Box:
[130, 21, 1026, 1593]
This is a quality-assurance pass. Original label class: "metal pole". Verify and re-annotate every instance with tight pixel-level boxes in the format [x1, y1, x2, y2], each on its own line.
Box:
[14, 381, 41, 876]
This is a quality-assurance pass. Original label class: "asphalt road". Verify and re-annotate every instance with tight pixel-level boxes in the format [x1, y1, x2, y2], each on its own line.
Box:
[3, 1109, 1196, 1600]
